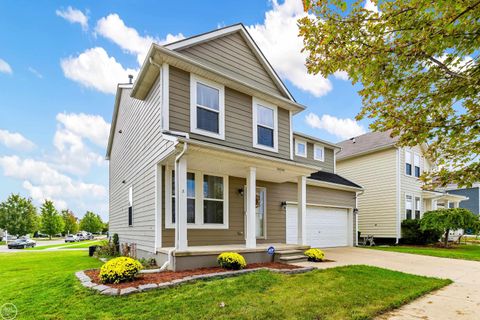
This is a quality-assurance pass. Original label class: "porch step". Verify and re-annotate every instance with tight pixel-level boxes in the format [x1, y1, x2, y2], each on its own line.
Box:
[278, 255, 308, 263]
[275, 249, 308, 263]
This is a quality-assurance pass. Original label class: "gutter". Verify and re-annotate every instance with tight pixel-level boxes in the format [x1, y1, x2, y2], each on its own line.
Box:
[354, 191, 364, 246]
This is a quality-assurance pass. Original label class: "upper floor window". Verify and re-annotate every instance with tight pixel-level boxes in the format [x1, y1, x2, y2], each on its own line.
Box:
[190, 75, 225, 139]
[314, 144, 325, 162]
[252, 97, 278, 152]
[295, 139, 307, 157]
[405, 195, 413, 219]
[405, 150, 412, 176]
[414, 153, 421, 177]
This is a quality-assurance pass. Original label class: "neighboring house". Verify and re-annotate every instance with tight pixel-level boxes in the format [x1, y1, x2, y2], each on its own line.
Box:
[336, 131, 467, 243]
[0, 229, 4, 241]
[443, 183, 480, 215]
[106, 24, 363, 270]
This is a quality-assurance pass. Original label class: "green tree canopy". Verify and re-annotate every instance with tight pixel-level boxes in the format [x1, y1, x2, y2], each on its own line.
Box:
[40, 200, 64, 239]
[80, 211, 104, 233]
[62, 210, 79, 235]
[299, 0, 480, 187]
[420, 208, 479, 247]
[0, 194, 38, 237]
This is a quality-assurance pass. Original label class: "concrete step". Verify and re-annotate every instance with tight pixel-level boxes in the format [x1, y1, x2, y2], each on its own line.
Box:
[278, 255, 308, 263]
[276, 249, 304, 255]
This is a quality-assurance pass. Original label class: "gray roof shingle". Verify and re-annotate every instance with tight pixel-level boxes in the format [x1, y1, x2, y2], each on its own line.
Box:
[337, 130, 398, 160]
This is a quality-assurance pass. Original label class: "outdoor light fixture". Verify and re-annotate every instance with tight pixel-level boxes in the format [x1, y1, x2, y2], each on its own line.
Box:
[353, 208, 359, 214]
[238, 188, 244, 196]
[281, 201, 287, 209]
[118, 129, 123, 133]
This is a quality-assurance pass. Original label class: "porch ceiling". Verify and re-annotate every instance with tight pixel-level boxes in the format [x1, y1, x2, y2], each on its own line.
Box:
[162, 142, 317, 183]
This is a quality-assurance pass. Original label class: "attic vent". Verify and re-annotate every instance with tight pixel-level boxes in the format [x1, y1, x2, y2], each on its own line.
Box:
[128, 74, 133, 84]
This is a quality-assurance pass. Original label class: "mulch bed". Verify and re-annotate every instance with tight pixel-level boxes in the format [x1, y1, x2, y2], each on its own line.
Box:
[85, 262, 301, 289]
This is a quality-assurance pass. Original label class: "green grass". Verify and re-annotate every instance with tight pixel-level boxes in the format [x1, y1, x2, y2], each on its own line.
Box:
[0, 251, 450, 320]
[0, 241, 5, 245]
[59, 240, 104, 249]
[370, 244, 480, 261]
[26, 240, 102, 251]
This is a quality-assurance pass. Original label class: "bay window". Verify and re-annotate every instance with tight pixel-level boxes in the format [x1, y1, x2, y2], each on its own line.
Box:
[252, 97, 278, 152]
[190, 75, 225, 139]
[165, 167, 228, 229]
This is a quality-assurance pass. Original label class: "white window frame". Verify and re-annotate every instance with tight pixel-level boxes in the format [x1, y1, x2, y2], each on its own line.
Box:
[405, 149, 413, 176]
[414, 196, 422, 219]
[295, 139, 307, 158]
[405, 194, 413, 219]
[313, 144, 325, 162]
[165, 166, 229, 229]
[128, 186, 133, 227]
[414, 153, 421, 178]
[252, 97, 278, 152]
[190, 74, 225, 140]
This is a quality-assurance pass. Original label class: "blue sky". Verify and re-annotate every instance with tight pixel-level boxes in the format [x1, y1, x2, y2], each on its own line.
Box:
[0, 0, 370, 220]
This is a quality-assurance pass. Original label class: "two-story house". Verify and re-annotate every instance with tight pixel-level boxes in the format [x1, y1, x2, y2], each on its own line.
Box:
[336, 131, 467, 243]
[106, 24, 363, 270]
[443, 183, 479, 216]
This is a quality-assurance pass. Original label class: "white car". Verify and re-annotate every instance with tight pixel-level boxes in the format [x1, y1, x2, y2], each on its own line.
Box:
[65, 234, 79, 243]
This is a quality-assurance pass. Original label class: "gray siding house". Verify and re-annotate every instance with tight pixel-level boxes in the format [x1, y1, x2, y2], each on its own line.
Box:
[446, 184, 479, 215]
[106, 24, 362, 270]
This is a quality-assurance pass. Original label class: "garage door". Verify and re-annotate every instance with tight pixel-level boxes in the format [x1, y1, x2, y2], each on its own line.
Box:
[286, 205, 350, 248]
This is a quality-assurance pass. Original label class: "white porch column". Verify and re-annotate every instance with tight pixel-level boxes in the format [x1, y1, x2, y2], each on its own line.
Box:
[246, 167, 256, 248]
[297, 175, 307, 245]
[175, 157, 188, 251]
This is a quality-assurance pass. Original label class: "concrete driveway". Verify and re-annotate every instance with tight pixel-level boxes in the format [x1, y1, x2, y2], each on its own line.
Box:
[296, 247, 480, 320]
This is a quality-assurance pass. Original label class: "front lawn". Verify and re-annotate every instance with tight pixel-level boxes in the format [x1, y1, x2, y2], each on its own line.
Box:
[0, 251, 450, 319]
[59, 240, 104, 249]
[370, 244, 480, 261]
[26, 240, 102, 250]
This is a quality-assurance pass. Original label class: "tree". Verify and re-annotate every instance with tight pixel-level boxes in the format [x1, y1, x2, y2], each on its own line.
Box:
[40, 200, 64, 239]
[420, 208, 479, 247]
[62, 210, 79, 235]
[102, 222, 109, 234]
[299, 0, 480, 188]
[0, 194, 38, 236]
[80, 211, 104, 233]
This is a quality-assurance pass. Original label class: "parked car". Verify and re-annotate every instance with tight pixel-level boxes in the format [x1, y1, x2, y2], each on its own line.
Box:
[8, 238, 36, 249]
[86, 233, 94, 240]
[65, 234, 79, 243]
[76, 233, 86, 241]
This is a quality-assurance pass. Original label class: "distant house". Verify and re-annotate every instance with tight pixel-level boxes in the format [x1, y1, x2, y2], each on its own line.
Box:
[106, 24, 363, 270]
[336, 131, 467, 243]
[444, 183, 479, 215]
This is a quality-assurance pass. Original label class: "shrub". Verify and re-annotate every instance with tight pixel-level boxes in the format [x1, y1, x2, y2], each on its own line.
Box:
[217, 252, 247, 270]
[94, 240, 119, 258]
[401, 219, 442, 245]
[138, 257, 157, 269]
[304, 248, 325, 262]
[99, 256, 143, 284]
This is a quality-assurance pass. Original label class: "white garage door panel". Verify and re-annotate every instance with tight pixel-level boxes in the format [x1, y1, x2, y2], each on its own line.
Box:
[286, 205, 349, 248]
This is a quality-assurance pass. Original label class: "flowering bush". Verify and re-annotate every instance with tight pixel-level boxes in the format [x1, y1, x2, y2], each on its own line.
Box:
[217, 252, 247, 270]
[304, 248, 325, 262]
[99, 256, 143, 284]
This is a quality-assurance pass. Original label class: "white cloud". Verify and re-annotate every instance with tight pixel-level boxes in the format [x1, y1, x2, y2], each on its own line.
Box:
[333, 71, 349, 81]
[0, 58, 12, 74]
[61, 47, 137, 94]
[246, 0, 332, 97]
[364, 0, 379, 13]
[52, 112, 109, 176]
[56, 6, 88, 30]
[95, 13, 184, 64]
[0, 129, 35, 151]
[28, 67, 43, 79]
[305, 113, 366, 140]
[0, 155, 106, 211]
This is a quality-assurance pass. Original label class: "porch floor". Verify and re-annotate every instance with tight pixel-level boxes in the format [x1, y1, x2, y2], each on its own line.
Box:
[158, 243, 310, 257]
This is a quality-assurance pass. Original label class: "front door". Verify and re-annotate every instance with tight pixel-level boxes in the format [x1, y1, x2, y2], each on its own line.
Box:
[244, 186, 267, 239]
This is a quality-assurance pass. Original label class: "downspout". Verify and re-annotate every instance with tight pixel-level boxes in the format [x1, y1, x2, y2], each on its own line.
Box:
[354, 191, 364, 246]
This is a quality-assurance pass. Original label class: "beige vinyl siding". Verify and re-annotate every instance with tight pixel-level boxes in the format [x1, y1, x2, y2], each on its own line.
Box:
[109, 77, 175, 253]
[162, 175, 356, 247]
[169, 66, 291, 159]
[176, 32, 285, 98]
[337, 148, 398, 238]
[400, 146, 427, 220]
[294, 141, 335, 173]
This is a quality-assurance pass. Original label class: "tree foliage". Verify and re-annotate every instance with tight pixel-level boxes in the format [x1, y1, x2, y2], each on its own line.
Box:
[40, 200, 64, 239]
[62, 210, 79, 235]
[299, 0, 480, 187]
[0, 194, 38, 236]
[420, 208, 479, 246]
[80, 211, 104, 233]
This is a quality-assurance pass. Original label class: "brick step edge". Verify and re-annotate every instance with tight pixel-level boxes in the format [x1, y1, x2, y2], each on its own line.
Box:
[75, 266, 315, 296]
